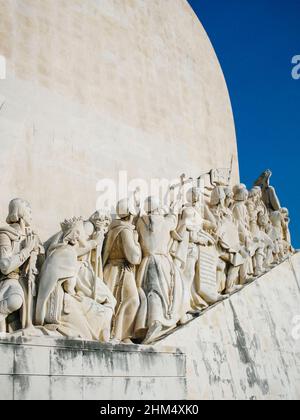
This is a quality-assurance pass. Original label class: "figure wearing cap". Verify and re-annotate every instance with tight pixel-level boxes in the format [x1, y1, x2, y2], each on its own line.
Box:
[103, 198, 142, 344]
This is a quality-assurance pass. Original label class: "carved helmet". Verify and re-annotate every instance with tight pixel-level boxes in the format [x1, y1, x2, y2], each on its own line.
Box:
[116, 198, 137, 219]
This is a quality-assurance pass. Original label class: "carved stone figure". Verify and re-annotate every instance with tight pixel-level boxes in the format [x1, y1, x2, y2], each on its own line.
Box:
[224, 186, 234, 210]
[174, 187, 224, 313]
[103, 198, 142, 344]
[280, 208, 294, 255]
[36, 216, 115, 341]
[254, 170, 281, 212]
[134, 196, 185, 344]
[257, 212, 274, 269]
[0, 168, 294, 344]
[231, 183, 263, 282]
[247, 187, 272, 276]
[0, 199, 43, 334]
[247, 187, 267, 229]
[269, 211, 285, 264]
[209, 187, 247, 294]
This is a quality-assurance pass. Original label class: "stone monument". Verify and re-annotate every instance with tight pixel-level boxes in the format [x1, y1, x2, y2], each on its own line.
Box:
[0, 0, 299, 401]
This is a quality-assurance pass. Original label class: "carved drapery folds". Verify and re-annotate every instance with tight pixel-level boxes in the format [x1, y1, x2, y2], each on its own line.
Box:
[0, 171, 295, 344]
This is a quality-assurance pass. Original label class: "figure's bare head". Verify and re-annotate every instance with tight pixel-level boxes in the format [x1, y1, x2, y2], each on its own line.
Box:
[6, 198, 32, 227]
[89, 210, 112, 232]
[233, 184, 248, 202]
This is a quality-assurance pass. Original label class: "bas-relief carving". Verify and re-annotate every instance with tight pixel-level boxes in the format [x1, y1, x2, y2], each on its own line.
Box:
[0, 171, 295, 344]
[35, 213, 116, 341]
[103, 198, 141, 344]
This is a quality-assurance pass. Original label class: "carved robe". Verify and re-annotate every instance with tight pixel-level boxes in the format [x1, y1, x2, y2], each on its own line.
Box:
[134, 214, 185, 338]
[103, 220, 141, 342]
[0, 226, 27, 331]
[210, 205, 244, 288]
[262, 186, 281, 213]
[36, 242, 115, 341]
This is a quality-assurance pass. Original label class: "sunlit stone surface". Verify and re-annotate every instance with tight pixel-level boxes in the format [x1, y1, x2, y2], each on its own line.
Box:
[0, 0, 238, 240]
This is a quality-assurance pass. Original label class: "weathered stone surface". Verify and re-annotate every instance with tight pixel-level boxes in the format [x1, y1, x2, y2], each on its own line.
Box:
[156, 252, 300, 400]
[0, 0, 238, 240]
[0, 337, 186, 400]
[1, 254, 300, 400]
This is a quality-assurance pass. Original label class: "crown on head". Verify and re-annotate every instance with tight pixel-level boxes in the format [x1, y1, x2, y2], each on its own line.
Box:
[60, 216, 83, 233]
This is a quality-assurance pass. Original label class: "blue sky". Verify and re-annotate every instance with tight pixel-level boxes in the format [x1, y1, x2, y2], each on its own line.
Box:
[188, 0, 300, 247]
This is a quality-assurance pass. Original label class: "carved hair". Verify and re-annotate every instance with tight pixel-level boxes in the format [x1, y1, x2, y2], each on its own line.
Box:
[6, 198, 31, 224]
[89, 210, 112, 224]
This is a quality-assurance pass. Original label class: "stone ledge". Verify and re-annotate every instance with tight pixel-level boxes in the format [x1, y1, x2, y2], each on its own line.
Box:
[0, 333, 187, 399]
[0, 335, 183, 354]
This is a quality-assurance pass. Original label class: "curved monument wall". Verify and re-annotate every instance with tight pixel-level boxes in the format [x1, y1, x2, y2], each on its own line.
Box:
[0, 0, 238, 239]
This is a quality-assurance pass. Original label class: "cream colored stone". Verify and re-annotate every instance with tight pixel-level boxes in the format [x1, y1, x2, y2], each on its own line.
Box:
[0, 337, 186, 400]
[0, 198, 43, 333]
[254, 170, 281, 212]
[157, 253, 300, 400]
[35, 215, 116, 341]
[173, 187, 224, 312]
[0, 0, 239, 241]
[103, 198, 142, 343]
[135, 197, 186, 344]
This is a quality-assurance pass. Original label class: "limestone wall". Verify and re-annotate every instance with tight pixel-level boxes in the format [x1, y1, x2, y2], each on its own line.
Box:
[0, 0, 238, 240]
[0, 337, 186, 400]
[157, 253, 300, 400]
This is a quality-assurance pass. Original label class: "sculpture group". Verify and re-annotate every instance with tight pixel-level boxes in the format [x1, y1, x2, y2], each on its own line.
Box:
[0, 170, 294, 345]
